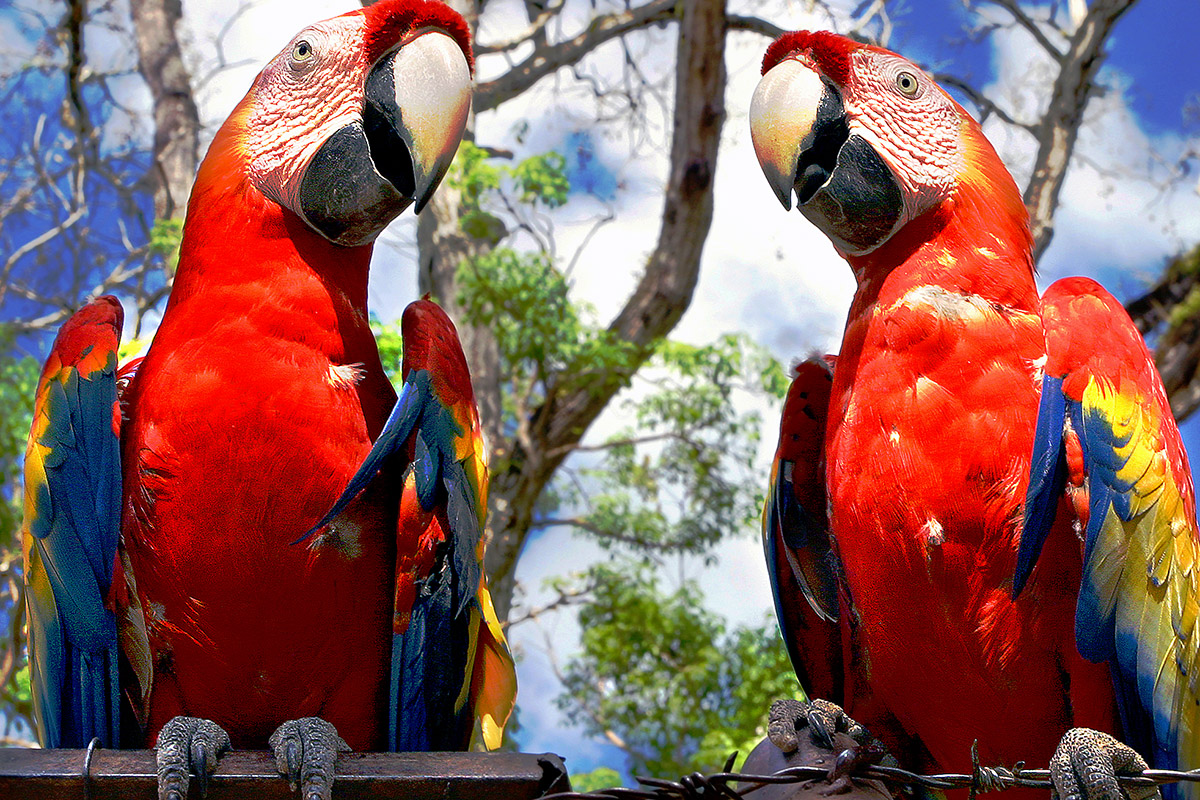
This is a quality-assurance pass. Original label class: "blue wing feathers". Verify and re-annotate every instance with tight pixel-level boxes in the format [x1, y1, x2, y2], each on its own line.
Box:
[391, 604, 429, 751]
[392, 556, 472, 751]
[299, 374, 428, 542]
[444, 470, 482, 618]
[314, 363, 485, 751]
[412, 430, 440, 508]
[25, 304, 124, 748]
[1014, 376, 1067, 598]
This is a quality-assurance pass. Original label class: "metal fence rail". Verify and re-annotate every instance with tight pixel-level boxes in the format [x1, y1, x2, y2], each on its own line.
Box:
[0, 748, 570, 799]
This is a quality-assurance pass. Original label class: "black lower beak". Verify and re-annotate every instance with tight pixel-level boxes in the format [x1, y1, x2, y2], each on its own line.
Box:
[795, 81, 849, 204]
[299, 122, 406, 247]
[799, 134, 904, 253]
[364, 49, 416, 200]
[788, 81, 903, 253]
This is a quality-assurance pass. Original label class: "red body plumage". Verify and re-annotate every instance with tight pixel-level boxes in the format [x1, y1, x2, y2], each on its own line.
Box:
[824, 196, 1117, 771]
[113, 0, 475, 749]
[121, 188, 398, 748]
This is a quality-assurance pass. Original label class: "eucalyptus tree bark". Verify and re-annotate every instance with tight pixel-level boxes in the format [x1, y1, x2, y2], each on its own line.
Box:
[130, 0, 200, 222]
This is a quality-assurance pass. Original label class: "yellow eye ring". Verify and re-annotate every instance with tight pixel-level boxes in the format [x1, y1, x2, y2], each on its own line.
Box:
[896, 70, 920, 97]
[291, 40, 314, 63]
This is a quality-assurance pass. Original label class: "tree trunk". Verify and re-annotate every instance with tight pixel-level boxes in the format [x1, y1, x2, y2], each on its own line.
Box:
[479, 0, 729, 622]
[129, 0, 200, 222]
[1020, 0, 1137, 262]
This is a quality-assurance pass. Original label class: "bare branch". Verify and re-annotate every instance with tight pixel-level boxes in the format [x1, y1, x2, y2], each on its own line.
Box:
[534, 623, 632, 754]
[1020, 0, 1138, 262]
[483, 0, 729, 621]
[473, 0, 677, 113]
[726, 14, 786, 41]
[505, 576, 596, 629]
[130, 0, 201, 221]
[545, 430, 696, 460]
[934, 72, 1036, 132]
[475, 2, 565, 56]
[976, 0, 1066, 62]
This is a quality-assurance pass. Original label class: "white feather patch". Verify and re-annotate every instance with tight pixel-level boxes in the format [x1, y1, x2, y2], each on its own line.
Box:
[327, 362, 365, 391]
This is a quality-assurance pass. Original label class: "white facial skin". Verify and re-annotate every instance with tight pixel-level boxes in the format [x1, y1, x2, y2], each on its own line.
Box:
[245, 16, 372, 216]
[840, 49, 965, 235]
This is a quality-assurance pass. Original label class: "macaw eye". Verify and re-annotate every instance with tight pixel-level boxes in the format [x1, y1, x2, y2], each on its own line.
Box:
[895, 71, 920, 97]
[291, 40, 314, 65]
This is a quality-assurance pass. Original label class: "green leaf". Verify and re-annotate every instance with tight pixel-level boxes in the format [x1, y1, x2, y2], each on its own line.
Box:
[555, 561, 802, 777]
[570, 767, 623, 792]
[148, 218, 184, 274]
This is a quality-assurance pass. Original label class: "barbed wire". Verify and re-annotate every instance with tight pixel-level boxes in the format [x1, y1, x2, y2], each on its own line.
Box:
[543, 744, 1200, 800]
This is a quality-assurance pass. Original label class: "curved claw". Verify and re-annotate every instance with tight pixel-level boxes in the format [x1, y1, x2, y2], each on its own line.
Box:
[768, 698, 872, 755]
[269, 717, 352, 800]
[155, 716, 231, 800]
[1049, 728, 1160, 800]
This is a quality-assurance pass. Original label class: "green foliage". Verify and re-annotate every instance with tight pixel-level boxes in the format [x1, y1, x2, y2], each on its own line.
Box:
[510, 152, 569, 208]
[557, 562, 802, 777]
[0, 334, 39, 557]
[570, 767, 623, 792]
[371, 316, 405, 389]
[456, 248, 642, 458]
[0, 331, 39, 739]
[2, 663, 32, 738]
[444, 142, 794, 776]
[448, 141, 568, 215]
[557, 334, 783, 556]
[148, 218, 184, 274]
[447, 141, 503, 213]
[1152, 243, 1200, 335]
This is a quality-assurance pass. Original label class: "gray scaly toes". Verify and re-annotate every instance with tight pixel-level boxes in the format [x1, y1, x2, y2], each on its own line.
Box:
[1050, 728, 1160, 800]
[769, 698, 871, 753]
[155, 715, 231, 800]
[269, 716, 352, 800]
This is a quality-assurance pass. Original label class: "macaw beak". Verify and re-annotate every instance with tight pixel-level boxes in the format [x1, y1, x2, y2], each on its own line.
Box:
[750, 58, 837, 212]
[749, 57, 903, 254]
[299, 30, 471, 246]
[366, 30, 472, 215]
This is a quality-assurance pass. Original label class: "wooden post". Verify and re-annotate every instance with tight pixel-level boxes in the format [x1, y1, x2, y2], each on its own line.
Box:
[0, 748, 570, 799]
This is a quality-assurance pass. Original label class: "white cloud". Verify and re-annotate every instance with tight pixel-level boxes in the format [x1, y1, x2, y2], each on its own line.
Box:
[978, 18, 1200, 291]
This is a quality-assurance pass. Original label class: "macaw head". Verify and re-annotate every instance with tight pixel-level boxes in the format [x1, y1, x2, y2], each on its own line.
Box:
[203, 0, 472, 247]
[749, 31, 1024, 258]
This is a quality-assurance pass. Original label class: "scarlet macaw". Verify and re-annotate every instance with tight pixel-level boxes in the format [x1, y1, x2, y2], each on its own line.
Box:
[22, 2, 515, 798]
[751, 30, 1196, 800]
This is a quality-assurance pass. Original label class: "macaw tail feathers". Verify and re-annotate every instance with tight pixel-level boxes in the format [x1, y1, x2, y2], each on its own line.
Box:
[390, 547, 476, 751]
[471, 581, 517, 751]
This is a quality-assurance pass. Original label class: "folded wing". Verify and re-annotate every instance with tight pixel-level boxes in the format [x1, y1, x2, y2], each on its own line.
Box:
[1017, 277, 1200, 774]
[764, 356, 843, 703]
[305, 299, 516, 751]
[22, 296, 125, 748]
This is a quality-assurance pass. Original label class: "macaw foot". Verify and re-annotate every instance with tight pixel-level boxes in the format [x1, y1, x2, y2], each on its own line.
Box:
[155, 715, 232, 800]
[768, 699, 888, 795]
[769, 698, 872, 753]
[269, 716, 352, 800]
[1050, 728, 1160, 800]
